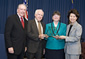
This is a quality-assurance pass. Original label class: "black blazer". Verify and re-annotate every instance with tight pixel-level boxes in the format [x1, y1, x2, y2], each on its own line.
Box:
[27, 19, 46, 53]
[4, 14, 28, 55]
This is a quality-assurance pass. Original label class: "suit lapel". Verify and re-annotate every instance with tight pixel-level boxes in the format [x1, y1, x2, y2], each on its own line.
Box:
[70, 26, 75, 33]
[70, 22, 78, 33]
[33, 20, 39, 34]
[24, 18, 27, 29]
[66, 25, 70, 35]
[15, 15, 24, 30]
[33, 19, 45, 34]
[41, 22, 45, 34]
[67, 21, 78, 36]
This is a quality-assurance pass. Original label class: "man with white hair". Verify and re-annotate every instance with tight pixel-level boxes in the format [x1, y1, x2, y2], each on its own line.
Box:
[4, 4, 28, 59]
[27, 9, 46, 59]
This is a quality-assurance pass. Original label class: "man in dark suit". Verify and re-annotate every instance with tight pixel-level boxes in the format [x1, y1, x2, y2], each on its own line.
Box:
[27, 9, 47, 59]
[4, 4, 28, 59]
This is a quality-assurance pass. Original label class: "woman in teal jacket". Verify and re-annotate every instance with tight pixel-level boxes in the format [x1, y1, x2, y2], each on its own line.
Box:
[45, 11, 66, 59]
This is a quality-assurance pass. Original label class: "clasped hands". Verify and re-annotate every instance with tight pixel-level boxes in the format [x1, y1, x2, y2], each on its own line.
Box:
[39, 34, 48, 39]
[39, 34, 66, 40]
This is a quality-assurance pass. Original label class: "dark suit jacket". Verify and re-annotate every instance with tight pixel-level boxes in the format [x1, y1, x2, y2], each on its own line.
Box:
[4, 14, 28, 55]
[27, 19, 46, 53]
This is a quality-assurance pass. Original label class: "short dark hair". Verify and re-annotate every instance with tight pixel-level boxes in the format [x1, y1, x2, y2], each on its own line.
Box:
[52, 11, 61, 17]
[67, 9, 80, 20]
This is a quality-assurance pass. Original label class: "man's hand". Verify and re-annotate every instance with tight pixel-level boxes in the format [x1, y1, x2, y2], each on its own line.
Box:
[39, 34, 49, 39]
[8, 47, 14, 54]
[39, 34, 45, 39]
[43, 49, 45, 54]
[25, 47, 27, 52]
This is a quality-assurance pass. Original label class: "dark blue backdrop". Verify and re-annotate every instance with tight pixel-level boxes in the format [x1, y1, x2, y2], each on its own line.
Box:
[0, 0, 85, 59]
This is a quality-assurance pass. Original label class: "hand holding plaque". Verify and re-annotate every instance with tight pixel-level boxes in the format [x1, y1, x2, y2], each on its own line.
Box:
[39, 34, 45, 39]
[44, 34, 49, 38]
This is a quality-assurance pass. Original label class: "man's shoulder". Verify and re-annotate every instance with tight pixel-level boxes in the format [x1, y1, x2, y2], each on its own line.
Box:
[8, 14, 17, 18]
[28, 19, 35, 24]
[6, 14, 17, 22]
[28, 19, 35, 22]
[7, 14, 18, 20]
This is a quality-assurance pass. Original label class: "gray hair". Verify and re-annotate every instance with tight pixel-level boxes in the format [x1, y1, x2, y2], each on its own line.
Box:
[35, 9, 44, 15]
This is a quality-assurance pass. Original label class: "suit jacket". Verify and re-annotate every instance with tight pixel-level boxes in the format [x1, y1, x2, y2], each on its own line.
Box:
[65, 21, 82, 54]
[4, 14, 28, 55]
[27, 19, 45, 53]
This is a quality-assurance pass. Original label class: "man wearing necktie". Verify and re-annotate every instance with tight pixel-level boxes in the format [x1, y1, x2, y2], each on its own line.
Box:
[4, 4, 28, 59]
[27, 9, 47, 59]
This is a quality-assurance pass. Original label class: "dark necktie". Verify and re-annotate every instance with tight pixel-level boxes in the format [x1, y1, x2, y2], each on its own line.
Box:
[67, 25, 73, 36]
[21, 17, 24, 28]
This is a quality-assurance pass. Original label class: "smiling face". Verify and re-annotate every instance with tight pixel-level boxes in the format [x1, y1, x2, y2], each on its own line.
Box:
[17, 4, 26, 17]
[35, 10, 44, 22]
[69, 13, 77, 23]
[52, 14, 60, 22]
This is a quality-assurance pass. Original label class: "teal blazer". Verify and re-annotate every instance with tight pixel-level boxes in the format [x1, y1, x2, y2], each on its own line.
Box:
[45, 22, 66, 50]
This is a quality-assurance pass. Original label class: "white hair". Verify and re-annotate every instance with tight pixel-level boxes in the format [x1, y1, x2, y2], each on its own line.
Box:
[35, 9, 44, 15]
